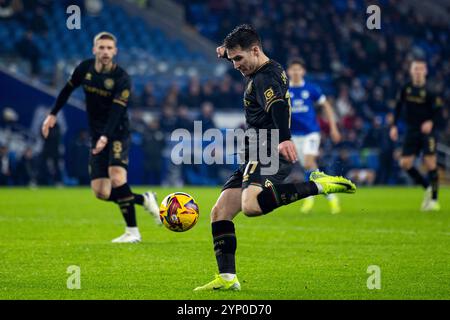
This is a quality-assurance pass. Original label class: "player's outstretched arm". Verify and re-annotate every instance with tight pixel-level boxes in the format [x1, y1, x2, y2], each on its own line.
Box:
[41, 114, 57, 138]
[216, 45, 232, 61]
[216, 45, 226, 58]
[42, 61, 86, 139]
[41, 83, 75, 138]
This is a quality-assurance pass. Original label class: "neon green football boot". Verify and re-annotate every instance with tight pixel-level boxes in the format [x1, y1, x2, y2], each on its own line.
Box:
[327, 194, 341, 214]
[300, 197, 315, 214]
[309, 171, 356, 195]
[194, 274, 241, 291]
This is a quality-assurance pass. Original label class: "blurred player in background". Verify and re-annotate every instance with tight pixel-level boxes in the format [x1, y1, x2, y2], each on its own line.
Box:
[41, 32, 161, 242]
[390, 58, 443, 211]
[194, 25, 356, 291]
[287, 58, 342, 214]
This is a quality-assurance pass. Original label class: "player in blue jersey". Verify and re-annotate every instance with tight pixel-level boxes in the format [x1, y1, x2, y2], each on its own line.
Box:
[287, 58, 342, 214]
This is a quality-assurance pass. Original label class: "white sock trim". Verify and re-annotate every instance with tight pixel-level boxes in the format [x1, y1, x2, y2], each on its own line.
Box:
[220, 273, 236, 281]
[126, 227, 140, 236]
[314, 182, 324, 194]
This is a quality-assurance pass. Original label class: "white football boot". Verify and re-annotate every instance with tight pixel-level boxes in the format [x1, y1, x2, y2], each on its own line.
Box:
[143, 191, 162, 226]
[111, 228, 142, 243]
[422, 200, 441, 212]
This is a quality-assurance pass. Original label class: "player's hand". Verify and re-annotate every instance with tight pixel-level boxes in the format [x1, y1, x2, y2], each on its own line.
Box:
[92, 136, 108, 155]
[421, 120, 433, 134]
[216, 45, 226, 59]
[41, 114, 57, 139]
[330, 128, 341, 144]
[389, 126, 398, 141]
[278, 140, 298, 163]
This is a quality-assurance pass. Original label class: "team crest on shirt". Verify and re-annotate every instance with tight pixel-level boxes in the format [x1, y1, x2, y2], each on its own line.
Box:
[301, 90, 310, 99]
[406, 87, 412, 94]
[420, 90, 426, 98]
[121, 89, 130, 100]
[85, 73, 92, 80]
[246, 80, 253, 95]
[104, 78, 114, 90]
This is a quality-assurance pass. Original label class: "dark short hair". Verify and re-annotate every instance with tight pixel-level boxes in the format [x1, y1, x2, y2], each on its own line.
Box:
[223, 24, 261, 50]
[287, 57, 306, 69]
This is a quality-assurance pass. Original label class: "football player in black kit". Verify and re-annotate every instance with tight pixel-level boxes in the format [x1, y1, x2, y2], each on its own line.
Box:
[194, 25, 356, 291]
[41, 32, 160, 243]
[390, 58, 443, 211]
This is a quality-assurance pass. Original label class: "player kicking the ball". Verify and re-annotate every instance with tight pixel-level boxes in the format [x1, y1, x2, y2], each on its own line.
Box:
[41, 32, 160, 243]
[287, 58, 342, 214]
[194, 25, 356, 291]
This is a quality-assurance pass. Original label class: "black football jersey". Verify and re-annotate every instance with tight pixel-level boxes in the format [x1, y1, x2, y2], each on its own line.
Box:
[242, 60, 291, 158]
[68, 59, 131, 138]
[395, 82, 443, 131]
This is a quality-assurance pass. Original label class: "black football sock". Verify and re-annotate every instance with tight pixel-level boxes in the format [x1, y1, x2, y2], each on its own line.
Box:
[107, 187, 118, 202]
[212, 220, 237, 274]
[428, 169, 438, 200]
[133, 194, 144, 206]
[257, 181, 319, 214]
[406, 167, 429, 189]
[113, 183, 137, 227]
[108, 187, 144, 206]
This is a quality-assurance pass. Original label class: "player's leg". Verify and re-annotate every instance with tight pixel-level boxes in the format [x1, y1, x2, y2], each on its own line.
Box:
[90, 173, 150, 208]
[301, 155, 317, 212]
[241, 161, 355, 217]
[108, 165, 141, 243]
[400, 154, 433, 210]
[107, 138, 160, 225]
[399, 155, 428, 187]
[89, 150, 140, 242]
[91, 178, 112, 200]
[194, 187, 242, 291]
[293, 135, 316, 213]
[422, 134, 440, 211]
[303, 154, 341, 214]
[400, 132, 430, 190]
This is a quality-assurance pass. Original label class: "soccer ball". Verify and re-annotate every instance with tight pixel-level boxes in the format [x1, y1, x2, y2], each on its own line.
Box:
[159, 192, 199, 232]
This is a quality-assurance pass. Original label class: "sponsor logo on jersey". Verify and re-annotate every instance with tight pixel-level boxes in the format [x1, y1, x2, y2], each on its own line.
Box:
[121, 89, 130, 100]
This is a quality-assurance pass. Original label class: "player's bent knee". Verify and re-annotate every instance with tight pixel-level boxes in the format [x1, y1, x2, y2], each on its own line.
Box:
[210, 205, 233, 222]
[210, 205, 221, 222]
[399, 158, 413, 170]
[109, 173, 126, 188]
[241, 199, 262, 217]
[92, 189, 109, 200]
[424, 157, 437, 170]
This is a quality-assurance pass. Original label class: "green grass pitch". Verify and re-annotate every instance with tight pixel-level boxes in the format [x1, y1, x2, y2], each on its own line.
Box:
[0, 186, 449, 300]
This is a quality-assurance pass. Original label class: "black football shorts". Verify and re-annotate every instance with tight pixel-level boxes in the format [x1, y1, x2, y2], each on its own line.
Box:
[402, 131, 437, 157]
[222, 157, 293, 191]
[89, 136, 130, 180]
